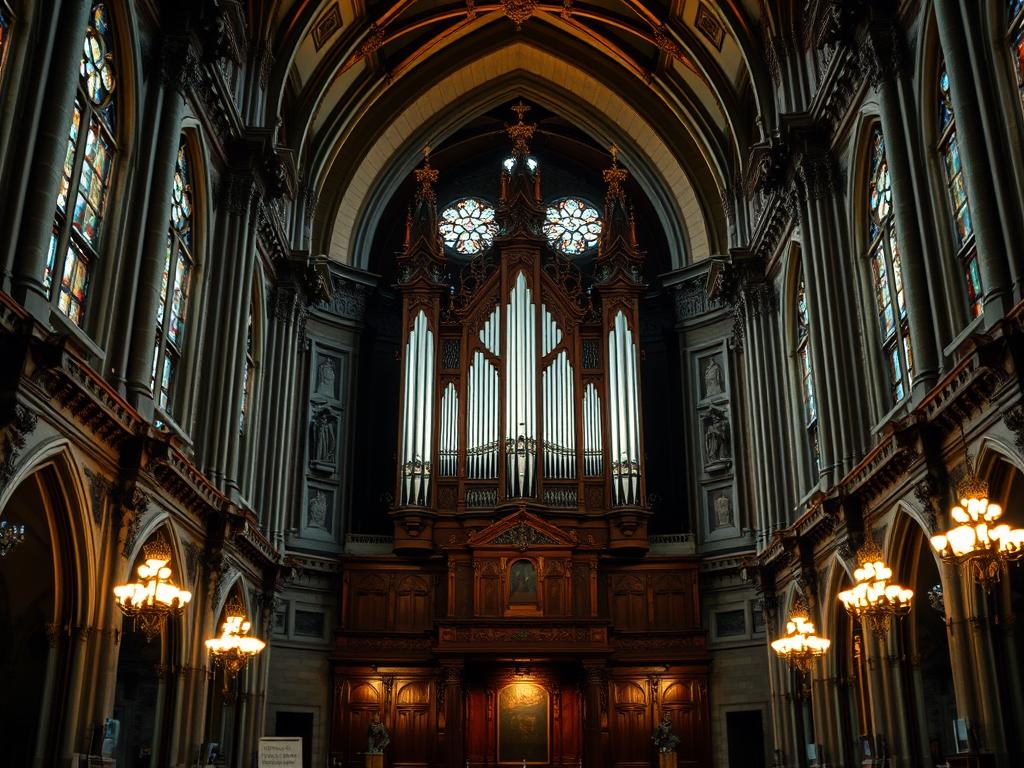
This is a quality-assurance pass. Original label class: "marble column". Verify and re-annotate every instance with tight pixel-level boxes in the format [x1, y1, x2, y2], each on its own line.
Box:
[9, 0, 94, 320]
[124, 40, 191, 416]
[864, 26, 940, 394]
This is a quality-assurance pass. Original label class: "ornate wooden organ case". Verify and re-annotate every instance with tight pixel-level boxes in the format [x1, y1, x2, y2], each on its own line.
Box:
[332, 114, 709, 768]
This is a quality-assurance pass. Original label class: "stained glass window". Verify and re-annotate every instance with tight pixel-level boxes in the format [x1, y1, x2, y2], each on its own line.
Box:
[46, 3, 117, 326]
[240, 309, 255, 434]
[795, 276, 819, 474]
[1011, 3, 1024, 128]
[0, 4, 12, 84]
[152, 141, 195, 414]
[503, 156, 538, 173]
[439, 198, 498, 255]
[866, 126, 912, 404]
[543, 198, 602, 255]
[936, 63, 981, 318]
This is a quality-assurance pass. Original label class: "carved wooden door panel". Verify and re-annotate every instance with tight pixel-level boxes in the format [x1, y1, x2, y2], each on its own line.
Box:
[611, 680, 649, 767]
[393, 680, 433, 768]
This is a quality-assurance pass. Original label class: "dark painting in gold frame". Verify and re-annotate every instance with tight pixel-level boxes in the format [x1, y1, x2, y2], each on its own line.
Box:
[497, 682, 549, 764]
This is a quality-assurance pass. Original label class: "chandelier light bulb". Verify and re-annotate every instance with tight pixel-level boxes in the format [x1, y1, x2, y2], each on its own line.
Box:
[931, 474, 1024, 588]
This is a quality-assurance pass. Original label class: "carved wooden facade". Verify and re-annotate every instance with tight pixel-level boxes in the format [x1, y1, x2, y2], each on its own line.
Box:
[333, 118, 709, 768]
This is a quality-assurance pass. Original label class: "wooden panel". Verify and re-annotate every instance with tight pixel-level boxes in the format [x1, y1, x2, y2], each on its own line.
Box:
[611, 680, 649, 767]
[351, 574, 387, 630]
[477, 560, 502, 616]
[610, 575, 646, 630]
[341, 682, 381, 768]
[395, 575, 432, 631]
[651, 574, 689, 630]
[394, 680, 433, 768]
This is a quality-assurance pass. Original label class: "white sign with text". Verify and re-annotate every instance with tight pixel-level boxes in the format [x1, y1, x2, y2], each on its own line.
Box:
[258, 737, 303, 768]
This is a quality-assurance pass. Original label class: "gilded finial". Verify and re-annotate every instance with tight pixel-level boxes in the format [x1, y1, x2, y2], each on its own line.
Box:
[414, 146, 439, 201]
[506, 101, 536, 156]
[603, 145, 628, 199]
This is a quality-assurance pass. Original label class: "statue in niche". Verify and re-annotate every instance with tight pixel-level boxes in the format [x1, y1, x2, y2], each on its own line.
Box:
[312, 410, 336, 463]
[308, 490, 328, 530]
[316, 357, 337, 398]
[712, 491, 734, 530]
[703, 356, 724, 397]
[367, 713, 390, 754]
[702, 408, 730, 468]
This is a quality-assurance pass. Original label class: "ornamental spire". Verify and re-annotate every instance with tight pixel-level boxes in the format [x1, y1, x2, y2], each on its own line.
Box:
[596, 144, 642, 284]
[506, 101, 536, 158]
[399, 146, 445, 281]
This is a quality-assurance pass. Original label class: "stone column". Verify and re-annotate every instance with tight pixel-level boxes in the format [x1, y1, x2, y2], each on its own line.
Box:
[123, 40, 192, 416]
[933, 0, 1013, 317]
[862, 25, 939, 394]
[9, 0, 94, 320]
[0, 1, 63, 284]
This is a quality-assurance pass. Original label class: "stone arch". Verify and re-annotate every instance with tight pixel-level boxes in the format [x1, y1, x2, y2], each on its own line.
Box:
[317, 44, 719, 270]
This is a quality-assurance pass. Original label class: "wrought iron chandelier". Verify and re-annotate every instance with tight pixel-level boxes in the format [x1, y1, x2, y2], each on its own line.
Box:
[113, 534, 192, 641]
[838, 537, 913, 637]
[205, 595, 266, 695]
[771, 602, 830, 672]
[0, 519, 25, 557]
[930, 458, 1024, 590]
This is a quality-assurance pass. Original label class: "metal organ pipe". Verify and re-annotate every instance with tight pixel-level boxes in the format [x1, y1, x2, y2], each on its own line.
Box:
[400, 311, 434, 506]
[583, 383, 603, 476]
[608, 311, 640, 505]
[439, 383, 457, 476]
[505, 273, 537, 497]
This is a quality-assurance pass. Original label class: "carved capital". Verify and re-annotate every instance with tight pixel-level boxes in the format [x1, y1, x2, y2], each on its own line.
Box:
[859, 23, 903, 89]
[0, 404, 38, 491]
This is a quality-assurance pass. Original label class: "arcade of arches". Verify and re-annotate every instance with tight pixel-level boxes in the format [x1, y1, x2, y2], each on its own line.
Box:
[2, 1, 1024, 767]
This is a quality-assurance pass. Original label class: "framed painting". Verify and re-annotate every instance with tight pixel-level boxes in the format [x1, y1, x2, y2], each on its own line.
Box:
[497, 682, 549, 764]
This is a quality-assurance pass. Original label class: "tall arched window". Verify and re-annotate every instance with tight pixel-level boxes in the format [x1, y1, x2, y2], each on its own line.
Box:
[796, 275, 820, 475]
[936, 63, 982, 317]
[239, 308, 254, 434]
[152, 140, 195, 413]
[0, 3, 12, 84]
[1009, 1, 1024, 113]
[866, 127, 913, 404]
[45, 3, 117, 326]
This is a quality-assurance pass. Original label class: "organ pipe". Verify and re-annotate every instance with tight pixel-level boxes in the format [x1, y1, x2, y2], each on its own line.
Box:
[505, 272, 537, 497]
[583, 383, 603, 476]
[439, 383, 458, 476]
[543, 349, 576, 479]
[400, 310, 435, 506]
[607, 311, 641, 505]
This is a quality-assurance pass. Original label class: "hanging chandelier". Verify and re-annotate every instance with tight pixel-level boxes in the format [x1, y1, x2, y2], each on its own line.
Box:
[930, 461, 1024, 590]
[113, 534, 192, 641]
[205, 595, 266, 695]
[771, 602, 830, 672]
[838, 537, 913, 637]
[0, 519, 25, 557]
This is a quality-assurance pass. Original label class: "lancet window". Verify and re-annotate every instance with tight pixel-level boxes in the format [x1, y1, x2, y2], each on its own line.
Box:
[865, 127, 913, 404]
[46, 2, 117, 326]
[936, 63, 981, 318]
[153, 141, 195, 413]
[795, 276, 819, 475]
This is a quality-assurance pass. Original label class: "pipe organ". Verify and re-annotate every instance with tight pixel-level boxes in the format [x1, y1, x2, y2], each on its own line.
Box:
[390, 109, 652, 553]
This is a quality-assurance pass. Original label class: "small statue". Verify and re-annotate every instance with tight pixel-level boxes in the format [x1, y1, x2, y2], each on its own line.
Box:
[652, 714, 680, 753]
[367, 714, 390, 754]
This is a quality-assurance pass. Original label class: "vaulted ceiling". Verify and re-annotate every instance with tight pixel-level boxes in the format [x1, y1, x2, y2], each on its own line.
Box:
[263, 0, 779, 270]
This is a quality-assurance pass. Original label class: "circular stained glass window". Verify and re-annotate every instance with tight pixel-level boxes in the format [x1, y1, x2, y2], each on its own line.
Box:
[439, 197, 498, 255]
[544, 198, 602, 255]
[503, 156, 539, 174]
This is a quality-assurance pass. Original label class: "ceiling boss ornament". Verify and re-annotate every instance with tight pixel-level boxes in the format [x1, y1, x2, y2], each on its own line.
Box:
[113, 534, 192, 642]
[838, 536, 913, 637]
[502, 0, 536, 29]
[930, 456, 1024, 590]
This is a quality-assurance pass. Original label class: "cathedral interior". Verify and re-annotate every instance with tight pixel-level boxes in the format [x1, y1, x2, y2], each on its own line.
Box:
[2, 1, 1024, 767]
